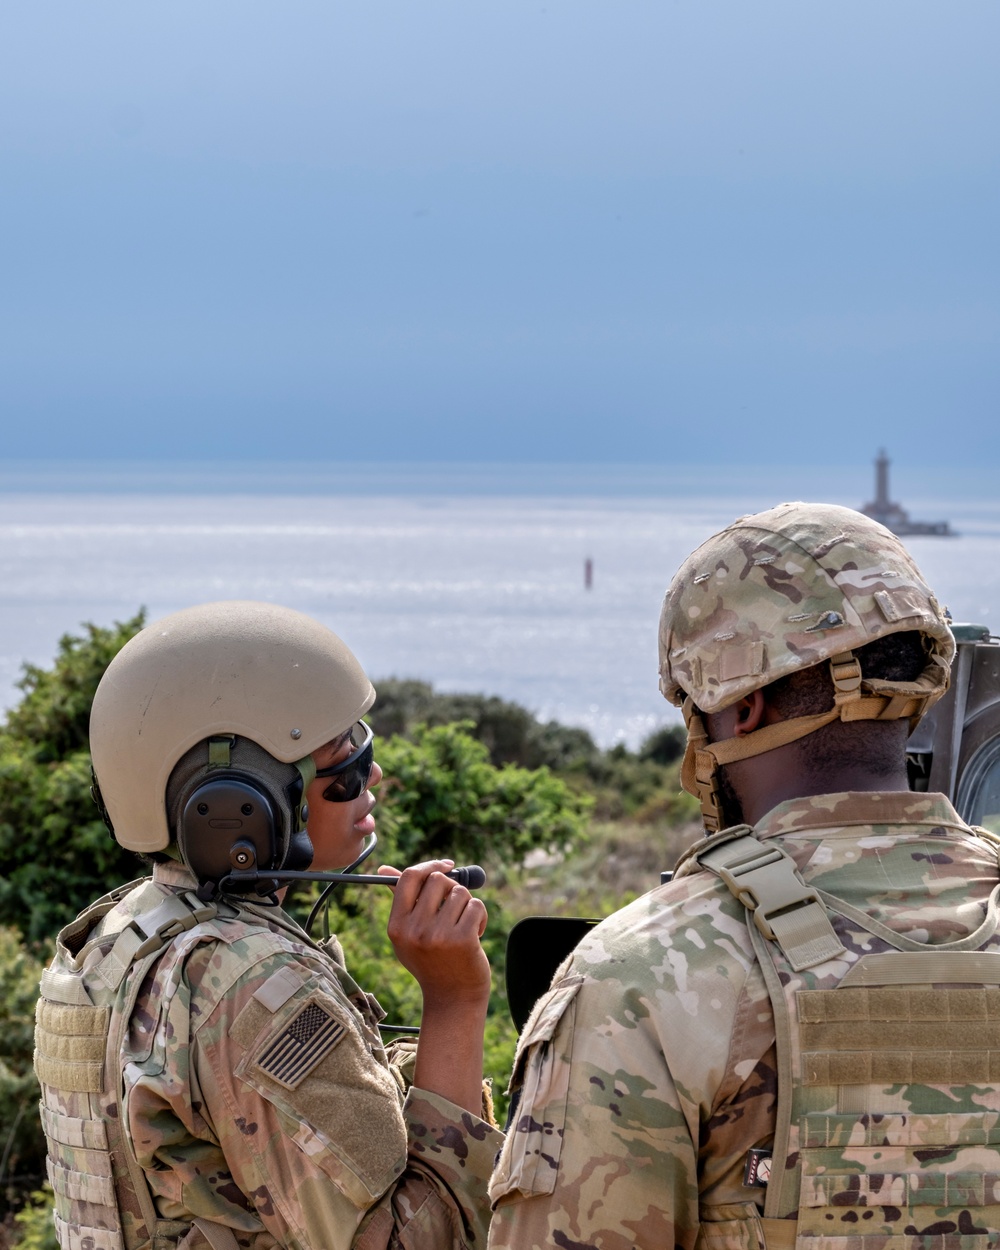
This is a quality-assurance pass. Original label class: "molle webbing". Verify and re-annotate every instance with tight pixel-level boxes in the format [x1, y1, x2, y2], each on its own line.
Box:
[54, 1211, 123, 1250]
[752, 874, 1000, 1246]
[798, 985, 1000, 1085]
[839, 950, 1000, 985]
[34, 1000, 109, 1093]
[36, 886, 224, 1250]
[41, 1105, 109, 1155]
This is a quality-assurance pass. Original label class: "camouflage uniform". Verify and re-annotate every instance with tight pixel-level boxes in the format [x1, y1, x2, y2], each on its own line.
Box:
[489, 503, 1000, 1247]
[488, 791, 1000, 1249]
[36, 860, 501, 1250]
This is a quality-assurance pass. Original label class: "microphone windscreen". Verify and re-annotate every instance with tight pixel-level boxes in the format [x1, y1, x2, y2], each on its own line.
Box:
[447, 864, 487, 889]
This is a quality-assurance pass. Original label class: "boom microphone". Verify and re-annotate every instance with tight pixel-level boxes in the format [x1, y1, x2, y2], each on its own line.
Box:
[221, 864, 488, 891]
[442, 864, 487, 889]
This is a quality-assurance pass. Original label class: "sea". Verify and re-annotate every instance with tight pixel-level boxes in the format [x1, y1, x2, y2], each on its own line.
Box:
[1, 461, 997, 749]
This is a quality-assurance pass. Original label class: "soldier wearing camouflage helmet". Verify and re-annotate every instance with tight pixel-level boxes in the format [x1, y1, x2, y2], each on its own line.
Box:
[489, 503, 1000, 1250]
[34, 601, 501, 1250]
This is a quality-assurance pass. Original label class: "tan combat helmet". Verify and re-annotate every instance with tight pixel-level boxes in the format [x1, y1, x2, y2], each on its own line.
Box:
[658, 502, 955, 831]
[90, 600, 375, 853]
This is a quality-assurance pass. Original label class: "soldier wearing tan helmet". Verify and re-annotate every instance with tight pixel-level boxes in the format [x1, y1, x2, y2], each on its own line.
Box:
[489, 503, 1000, 1250]
[34, 601, 501, 1250]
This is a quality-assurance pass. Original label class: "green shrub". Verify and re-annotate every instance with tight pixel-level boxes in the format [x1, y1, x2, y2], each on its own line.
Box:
[373, 722, 592, 870]
[0, 930, 45, 1218]
[0, 615, 145, 943]
[9, 1188, 56, 1250]
[369, 678, 690, 821]
[369, 679, 601, 773]
[638, 723, 686, 766]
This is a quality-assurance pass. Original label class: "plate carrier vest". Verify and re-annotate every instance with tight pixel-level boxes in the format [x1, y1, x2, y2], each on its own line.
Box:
[674, 822, 1000, 1250]
[33, 879, 251, 1250]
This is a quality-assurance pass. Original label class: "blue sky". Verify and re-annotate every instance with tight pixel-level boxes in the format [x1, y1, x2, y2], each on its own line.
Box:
[1, 2, 997, 466]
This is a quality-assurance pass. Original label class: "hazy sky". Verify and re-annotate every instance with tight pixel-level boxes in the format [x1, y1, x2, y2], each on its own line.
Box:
[1, 2, 997, 466]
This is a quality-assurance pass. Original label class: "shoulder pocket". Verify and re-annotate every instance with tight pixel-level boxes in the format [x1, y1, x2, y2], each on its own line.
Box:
[489, 977, 582, 1203]
[230, 985, 407, 1210]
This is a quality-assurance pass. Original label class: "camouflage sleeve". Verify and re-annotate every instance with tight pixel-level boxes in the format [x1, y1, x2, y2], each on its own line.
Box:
[487, 970, 700, 1250]
[134, 947, 500, 1250]
[487, 881, 765, 1250]
[396, 1088, 503, 1246]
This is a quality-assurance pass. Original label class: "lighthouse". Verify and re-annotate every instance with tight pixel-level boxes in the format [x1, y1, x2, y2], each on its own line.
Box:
[860, 450, 952, 536]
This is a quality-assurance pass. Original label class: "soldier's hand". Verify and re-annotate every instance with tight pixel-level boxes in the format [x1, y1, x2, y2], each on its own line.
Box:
[380, 859, 491, 1009]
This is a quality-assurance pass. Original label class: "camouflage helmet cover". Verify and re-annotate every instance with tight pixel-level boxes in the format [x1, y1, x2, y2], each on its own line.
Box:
[659, 501, 955, 714]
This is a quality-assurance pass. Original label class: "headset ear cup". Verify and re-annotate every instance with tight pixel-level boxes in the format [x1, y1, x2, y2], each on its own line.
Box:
[178, 775, 278, 890]
[285, 826, 314, 873]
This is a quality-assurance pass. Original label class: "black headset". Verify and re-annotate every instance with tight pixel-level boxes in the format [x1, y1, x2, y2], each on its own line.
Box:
[176, 754, 313, 896]
[177, 773, 279, 890]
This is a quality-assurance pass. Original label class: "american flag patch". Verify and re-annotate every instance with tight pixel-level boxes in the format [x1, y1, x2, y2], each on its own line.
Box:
[256, 1001, 347, 1088]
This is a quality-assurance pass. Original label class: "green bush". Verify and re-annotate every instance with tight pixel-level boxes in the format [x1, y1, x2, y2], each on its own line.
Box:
[0, 615, 145, 943]
[9, 1188, 56, 1250]
[369, 679, 601, 773]
[0, 930, 45, 1219]
[369, 679, 689, 823]
[374, 721, 592, 869]
[638, 723, 686, 766]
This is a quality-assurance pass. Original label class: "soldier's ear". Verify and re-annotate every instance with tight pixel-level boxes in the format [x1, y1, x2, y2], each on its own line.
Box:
[733, 690, 767, 736]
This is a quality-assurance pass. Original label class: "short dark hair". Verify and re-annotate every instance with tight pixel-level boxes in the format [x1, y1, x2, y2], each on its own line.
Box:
[766, 630, 928, 719]
[712, 630, 929, 820]
[765, 629, 928, 781]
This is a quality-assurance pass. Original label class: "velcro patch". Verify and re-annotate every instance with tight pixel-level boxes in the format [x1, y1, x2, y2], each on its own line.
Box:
[874, 588, 925, 624]
[255, 1000, 347, 1089]
[718, 641, 766, 682]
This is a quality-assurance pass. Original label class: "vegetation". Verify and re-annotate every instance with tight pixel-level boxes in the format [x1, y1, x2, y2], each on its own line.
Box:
[0, 930, 46, 1233]
[0, 614, 147, 944]
[369, 678, 688, 821]
[0, 618, 698, 1242]
[372, 721, 591, 867]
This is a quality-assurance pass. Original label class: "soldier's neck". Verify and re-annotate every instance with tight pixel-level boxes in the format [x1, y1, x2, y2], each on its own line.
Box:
[736, 766, 911, 827]
[725, 730, 915, 825]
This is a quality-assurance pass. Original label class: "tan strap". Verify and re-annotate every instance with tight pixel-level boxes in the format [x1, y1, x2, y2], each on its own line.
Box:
[760, 1217, 796, 1250]
[818, 879, 1000, 954]
[672, 824, 754, 880]
[840, 950, 1000, 986]
[679, 648, 950, 832]
[40, 967, 95, 1007]
[99, 891, 219, 1248]
[132, 891, 219, 960]
[94, 926, 143, 991]
[698, 832, 845, 972]
[193, 1219, 241, 1250]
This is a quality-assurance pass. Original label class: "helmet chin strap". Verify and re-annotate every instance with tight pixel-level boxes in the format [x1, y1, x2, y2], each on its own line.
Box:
[681, 649, 952, 833]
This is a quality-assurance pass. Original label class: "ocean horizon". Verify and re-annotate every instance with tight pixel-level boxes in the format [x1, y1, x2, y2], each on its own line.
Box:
[1, 461, 995, 748]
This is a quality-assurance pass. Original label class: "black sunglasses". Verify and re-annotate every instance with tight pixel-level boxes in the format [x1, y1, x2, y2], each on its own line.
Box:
[314, 721, 375, 803]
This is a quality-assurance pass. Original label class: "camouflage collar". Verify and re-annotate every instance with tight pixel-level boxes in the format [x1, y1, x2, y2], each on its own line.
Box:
[151, 859, 202, 890]
[754, 790, 967, 840]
